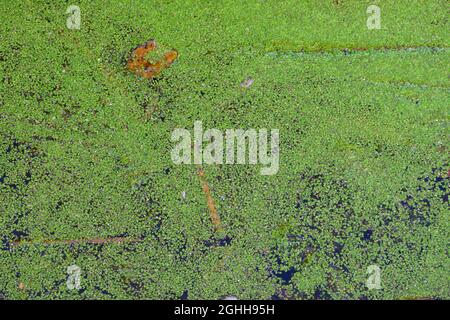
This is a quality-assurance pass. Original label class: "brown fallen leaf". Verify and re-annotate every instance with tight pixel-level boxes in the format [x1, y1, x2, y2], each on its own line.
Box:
[127, 39, 178, 79]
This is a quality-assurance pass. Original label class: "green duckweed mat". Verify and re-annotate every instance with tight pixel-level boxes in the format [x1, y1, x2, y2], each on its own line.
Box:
[0, 0, 448, 299]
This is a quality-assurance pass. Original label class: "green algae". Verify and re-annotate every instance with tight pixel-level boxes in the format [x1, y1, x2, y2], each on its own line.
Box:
[0, 0, 448, 299]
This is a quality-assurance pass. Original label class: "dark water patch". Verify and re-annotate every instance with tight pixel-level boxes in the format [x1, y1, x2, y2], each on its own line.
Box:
[127, 280, 144, 296]
[286, 234, 305, 241]
[271, 288, 292, 300]
[396, 166, 449, 226]
[300, 245, 315, 264]
[12, 230, 29, 241]
[314, 287, 331, 300]
[180, 290, 188, 300]
[77, 288, 86, 295]
[400, 197, 432, 226]
[204, 235, 232, 248]
[274, 266, 295, 285]
[1, 236, 10, 251]
[5, 137, 40, 159]
[417, 167, 449, 195]
[95, 286, 112, 297]
[378, 203, 395, 226]
[5, 139, 21, 154]
[362, 229, 373, 241]
[268, 254, 288, 284]
[24, 170, 32, 186]
[333, 242, 344, 255]
[55, 200, 64, 211]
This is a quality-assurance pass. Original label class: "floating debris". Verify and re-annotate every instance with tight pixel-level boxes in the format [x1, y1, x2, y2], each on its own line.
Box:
[240, 77, 254, 88]
[127, 39, 178, 79]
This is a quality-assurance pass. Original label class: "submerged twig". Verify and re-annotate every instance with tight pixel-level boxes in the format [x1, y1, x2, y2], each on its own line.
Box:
[197, 167, 222, 232]
[10, 236, 142, 248]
